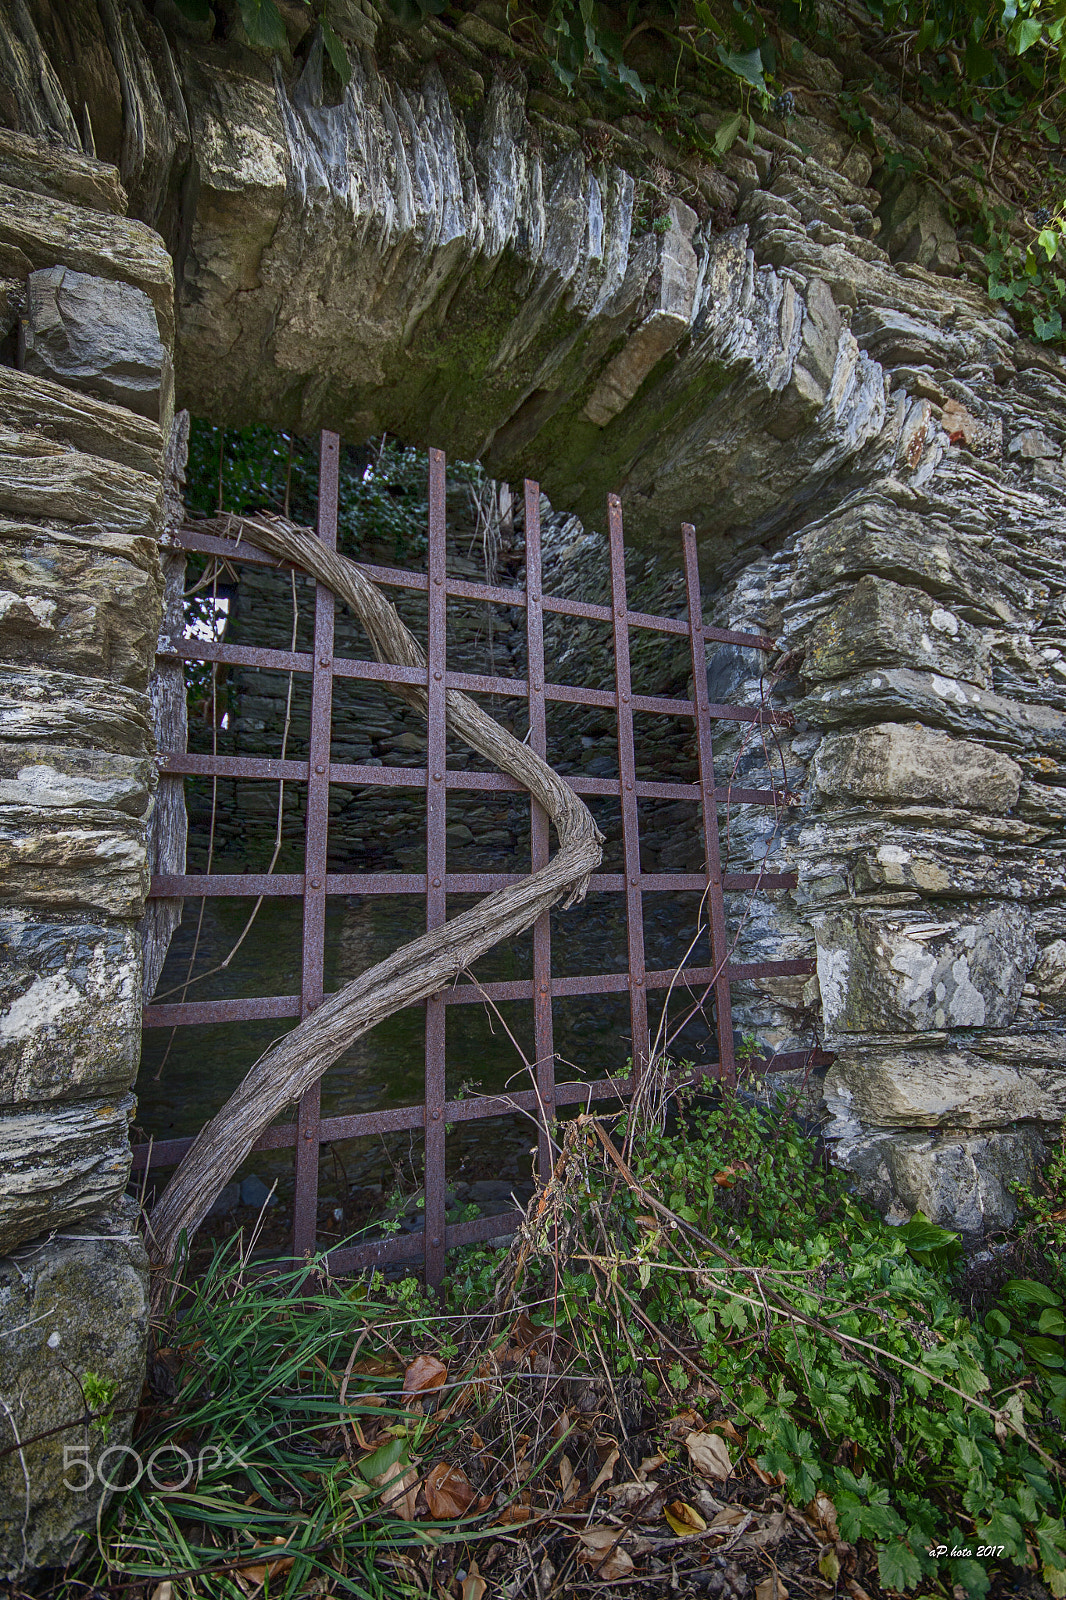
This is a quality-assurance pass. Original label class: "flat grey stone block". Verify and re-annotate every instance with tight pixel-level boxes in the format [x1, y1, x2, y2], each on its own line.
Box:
[19, 266, 170, 422]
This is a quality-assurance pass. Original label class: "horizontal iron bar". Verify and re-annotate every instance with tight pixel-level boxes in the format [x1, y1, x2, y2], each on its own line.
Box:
[140, 955, 816, 1028]
[324, 1207, 526, 1275]
[131, 1074, 633, 1170]
[171, 525, 776, 651]
[143, 995, 300, 1027]
[129, 1049, 829, 1175]
[155, 754, 796, 809]
[149, 869, 798, 898]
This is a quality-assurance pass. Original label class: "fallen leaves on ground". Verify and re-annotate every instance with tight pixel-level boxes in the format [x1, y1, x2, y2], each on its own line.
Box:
[754, 1575, 789, 1600]
[460, 1561, 487, 1600]
[234, 1536, 296, 1592]
[664, 1499, 708, 1535]
[576, 1525, 635, 1580]
[686, 1427, 733, 1480]
[403, 1352, 448, 1398]
[424, 1460, 476, 1519]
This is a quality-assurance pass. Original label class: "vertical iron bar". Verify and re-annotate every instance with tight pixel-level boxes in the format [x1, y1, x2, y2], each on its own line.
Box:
[293, 430, 339, 1256]
[607, 495, 649, 1085]
[682, 525, 737, 1086]
[524, 480, 555, 1185]
[424, 448, 448, 1287]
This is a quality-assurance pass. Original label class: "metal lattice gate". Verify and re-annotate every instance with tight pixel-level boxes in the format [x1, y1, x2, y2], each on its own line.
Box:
[134, 434, 820, 1283]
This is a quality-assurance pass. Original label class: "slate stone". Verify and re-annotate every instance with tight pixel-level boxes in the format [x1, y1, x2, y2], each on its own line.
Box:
[0, 1196, 148, 1578]
[0, 366, 163, 478]
[0, 912, 141, 1107]
[796, 667, 1066, 759]
[19, 266, 170, 422]
[206, 1181, 240, 1219]
[826, 1121, 1045, 1238]
[877, 177, 960, 271]
[239, 1175, 276, 1209]
[814, 903, 1035, 1035]
[824, 1047, 1066, 1130]
[812, 723, 1020, 813]
[803, 575, 990, 688]
[0, 1093, 135, 1254]
[0, 527, 161, 689]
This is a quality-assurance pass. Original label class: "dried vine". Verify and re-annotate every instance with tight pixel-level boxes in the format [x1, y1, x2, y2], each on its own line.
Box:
[146, 512, 604, 1277]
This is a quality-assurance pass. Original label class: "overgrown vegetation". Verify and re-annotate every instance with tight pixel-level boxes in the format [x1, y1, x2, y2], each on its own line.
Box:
[185, 423, 432, 563]
[44, 1097, 1066, 1598]
[167, 0, 1066, 344]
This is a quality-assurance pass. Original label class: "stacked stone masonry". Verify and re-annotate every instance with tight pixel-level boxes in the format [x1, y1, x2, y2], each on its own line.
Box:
[1, 0, 1066, 1573]
[0, 128, 164, 1572]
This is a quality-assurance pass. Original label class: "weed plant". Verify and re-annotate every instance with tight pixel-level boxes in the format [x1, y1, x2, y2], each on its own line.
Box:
[55, 1102, 1066, 1599]
[526, 1093, 1066, 1596]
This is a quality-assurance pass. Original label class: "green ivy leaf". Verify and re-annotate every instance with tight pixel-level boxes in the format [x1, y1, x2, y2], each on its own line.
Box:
[1012, 15, 1044, 51]
[713, 111, 745, 154]
[716, 45, 766, 92]
[615, 60, 647, 100]
[1025, 1335, 1066, 1368]
[172, 0, 213, 20]
[321, 21, 352, 86]
[1039, 227, 1061, 260]
[239, 0, 287, 50]
[878, 1538, 923, 1593]
[964, 35, 997, 77]
[1004, 1279, 1062, 1308]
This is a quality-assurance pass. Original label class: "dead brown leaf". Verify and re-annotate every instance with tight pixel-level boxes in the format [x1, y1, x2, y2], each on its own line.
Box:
[588, 1444, 620, 1496]
[235, 1537, 295, 1591]
[754, 1576, 789, 1600]
[498, 1491, 532, 1524]
[373, 1462, 420, 1520]
[807, 1490, 840, 1541]
[739, 1508, 788, 1550]
[559, 1453, 579, 1503]
[686, 1428, 733, 1481]
[748, 1455, 786, 1487]
[352, 1356, 400, 1378]
[819, 1546, 842, 1583]
[664, 1499, 708, 1535]
[576, 1526, 635, 1581]
[708, 1506, 749, 1531]
[403, 1354, 448, 1398]
[424, 1460, 476, 1520]
[150, 1584, 172, 1600]
[461, 1561, 487, 1600]
[845, 1582, 875, 1600]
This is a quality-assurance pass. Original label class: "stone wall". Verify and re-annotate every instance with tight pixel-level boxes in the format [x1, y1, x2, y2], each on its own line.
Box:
[2, 0, 1066, 1572]
[0, 129, 167, 1572]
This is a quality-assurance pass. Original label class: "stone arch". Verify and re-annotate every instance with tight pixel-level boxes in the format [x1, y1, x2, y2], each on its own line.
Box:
[2, 0, 1066, 1571]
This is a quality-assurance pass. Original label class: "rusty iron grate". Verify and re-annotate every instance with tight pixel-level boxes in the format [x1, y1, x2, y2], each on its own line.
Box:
[134, 433, 823, 1283]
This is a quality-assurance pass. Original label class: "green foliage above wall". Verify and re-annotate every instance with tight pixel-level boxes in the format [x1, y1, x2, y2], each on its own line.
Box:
[185, 421, 432, 560]
[167, 0, 1066, 341]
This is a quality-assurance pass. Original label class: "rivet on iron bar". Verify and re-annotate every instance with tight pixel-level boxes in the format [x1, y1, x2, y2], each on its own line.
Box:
[432, 1236, 442, 1247]
[319, 656, 330, 667]
[434, 671, 442, 680]
[431, 1110, 441, 1120]
[315, 764, 325, 773]
[310, 879, 321, 889]
[433, 772, 442, 782]
[432, 877, 441, 888]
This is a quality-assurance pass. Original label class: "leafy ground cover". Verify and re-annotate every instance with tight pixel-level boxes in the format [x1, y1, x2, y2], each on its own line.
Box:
[26, 1094, 1066, 1600]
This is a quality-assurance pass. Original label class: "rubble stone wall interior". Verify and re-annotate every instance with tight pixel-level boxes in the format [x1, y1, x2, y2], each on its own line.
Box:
[2, 0, 1066, 1571]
